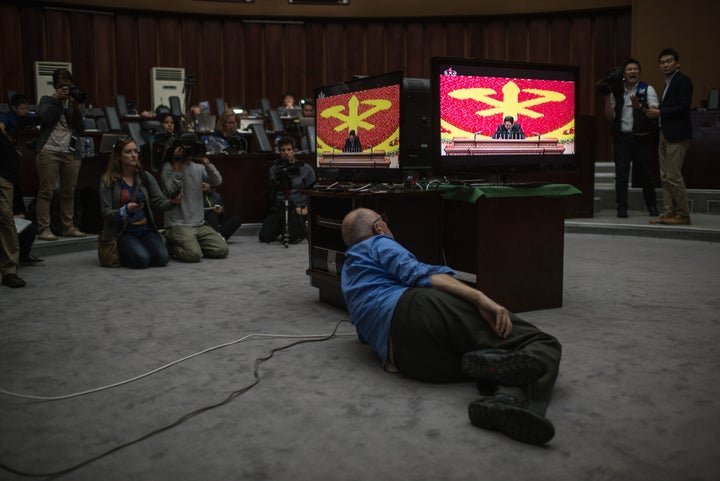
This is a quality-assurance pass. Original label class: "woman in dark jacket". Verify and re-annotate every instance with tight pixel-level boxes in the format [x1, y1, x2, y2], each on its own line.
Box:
[99, 137, 182, 268]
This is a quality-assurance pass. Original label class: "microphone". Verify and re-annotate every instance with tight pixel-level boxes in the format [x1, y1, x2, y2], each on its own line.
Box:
[366, 144, 373, 154]
[531, 132, 541, 147]
[473, 131, 483, 141]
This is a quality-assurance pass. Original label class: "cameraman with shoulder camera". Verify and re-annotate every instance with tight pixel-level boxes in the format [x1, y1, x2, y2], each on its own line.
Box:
[161, 134, 228, 262]
[601, 59, 660, 218]
[147, 112, 179, 171]
[35, 68, 87, 240]
[258, 136, 315, 244]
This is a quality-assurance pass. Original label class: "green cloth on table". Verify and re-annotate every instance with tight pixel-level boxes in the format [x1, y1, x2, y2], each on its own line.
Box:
[431, 183, 582, 203]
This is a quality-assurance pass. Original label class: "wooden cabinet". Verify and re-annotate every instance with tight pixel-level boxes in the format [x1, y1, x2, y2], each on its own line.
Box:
[443, 195, 567, 312]
[307, 187, 570, 313]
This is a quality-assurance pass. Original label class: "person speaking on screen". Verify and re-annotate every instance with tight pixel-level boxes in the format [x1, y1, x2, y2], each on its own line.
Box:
[342, 129, 363, 153]
[492, 116, 526, 139]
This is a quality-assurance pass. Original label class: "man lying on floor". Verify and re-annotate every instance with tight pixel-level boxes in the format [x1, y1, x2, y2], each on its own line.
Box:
[340, 208, 562, 445]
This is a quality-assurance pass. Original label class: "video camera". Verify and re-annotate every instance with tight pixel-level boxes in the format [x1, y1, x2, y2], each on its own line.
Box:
[595, 66, 624, 95]
[167, 132, 206, 161]
[274, 158, 303, 183]
[67, 84, 87, 103]
[269, 158, 305, 206]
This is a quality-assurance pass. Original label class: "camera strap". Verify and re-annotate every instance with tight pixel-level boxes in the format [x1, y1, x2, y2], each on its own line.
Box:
[120, 172, 143, 234]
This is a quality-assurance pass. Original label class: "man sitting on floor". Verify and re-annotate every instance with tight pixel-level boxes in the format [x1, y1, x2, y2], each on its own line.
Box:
[340, 208, 562, 445]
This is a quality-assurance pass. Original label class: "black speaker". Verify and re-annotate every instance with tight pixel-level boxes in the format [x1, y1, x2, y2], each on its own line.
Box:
[708, 88, 720, 110]
[169, 96, 183, 117]
[268, 110, 284, 133]
[400, 78, 432, 171]
[104, 106, 121, 131]
[215, 97, 226, 116]
[115, 94, 128, 117]
[127, 122, 145, 148]
[259, 97, 272, 113]
[306, 125, 316, 153]
[249, 123, 273, 152]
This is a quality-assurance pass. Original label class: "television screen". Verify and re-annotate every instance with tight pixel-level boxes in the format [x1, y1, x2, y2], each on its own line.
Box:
[315, 71, 403, 182]
[432, 57, 578, 179]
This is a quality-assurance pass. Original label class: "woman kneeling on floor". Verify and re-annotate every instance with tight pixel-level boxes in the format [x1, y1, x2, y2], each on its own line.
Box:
[99, 137, 182, 268]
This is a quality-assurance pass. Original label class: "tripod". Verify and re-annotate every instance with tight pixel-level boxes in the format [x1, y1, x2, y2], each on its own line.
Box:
[281, 187, 291, 248]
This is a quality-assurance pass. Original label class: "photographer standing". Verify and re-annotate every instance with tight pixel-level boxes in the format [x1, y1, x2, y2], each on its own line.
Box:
[259, 137, 315, 244]
[35, 68, 87, 240]
[161, 134, 228, 262]
[602, 59, 659, 218]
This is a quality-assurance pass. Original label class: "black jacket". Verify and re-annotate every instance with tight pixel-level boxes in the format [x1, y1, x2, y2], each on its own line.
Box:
[36, 95, 85, 154]
[659, 70, 693, 142]
[492, 123, 526, 139]
[0, 132, 20, 184]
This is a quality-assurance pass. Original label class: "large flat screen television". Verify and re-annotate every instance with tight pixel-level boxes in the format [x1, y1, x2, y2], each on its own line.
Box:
[431, 57, 579, 180]
[315, 71, 407, 183]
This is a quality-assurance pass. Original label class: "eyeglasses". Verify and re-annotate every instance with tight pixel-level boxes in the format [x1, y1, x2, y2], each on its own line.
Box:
[373, 213, 388, 228]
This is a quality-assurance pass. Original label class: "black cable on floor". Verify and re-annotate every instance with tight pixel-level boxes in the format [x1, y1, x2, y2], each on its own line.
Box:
[0, 320, 351, 479]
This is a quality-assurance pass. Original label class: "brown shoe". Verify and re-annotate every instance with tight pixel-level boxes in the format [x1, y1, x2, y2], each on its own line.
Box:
[661, 215, 691, 225]
[650, 214, 674, 225]
[2, 273, 26, 288]
[62, 227, 88, 237]
[38, 229, 59, 241]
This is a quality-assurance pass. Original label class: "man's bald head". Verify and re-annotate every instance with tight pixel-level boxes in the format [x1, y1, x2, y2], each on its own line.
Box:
[341, 208, 379, 247]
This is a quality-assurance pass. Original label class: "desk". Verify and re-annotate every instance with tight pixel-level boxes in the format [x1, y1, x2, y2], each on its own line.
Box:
[318, 151, 389, 168]
[445, 137, 566, 156]
[307, 184, 578, 312]
[438, 183, 580, 312]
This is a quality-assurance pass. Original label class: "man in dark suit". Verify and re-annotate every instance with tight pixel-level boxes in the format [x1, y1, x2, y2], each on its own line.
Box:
[492, 116, 526, 139]
[645, 48, 693, 225]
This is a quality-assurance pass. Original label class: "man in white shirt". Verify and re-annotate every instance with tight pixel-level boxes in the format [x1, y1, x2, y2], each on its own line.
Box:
[604, 59, 660, 218]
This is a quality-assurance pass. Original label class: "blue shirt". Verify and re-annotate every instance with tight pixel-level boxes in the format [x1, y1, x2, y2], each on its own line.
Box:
[0, 110, 34, 135]
[341, 235, 454, 365]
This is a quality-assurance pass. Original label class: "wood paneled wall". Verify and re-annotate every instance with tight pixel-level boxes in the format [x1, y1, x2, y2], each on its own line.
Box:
[0, 4, 630, 160]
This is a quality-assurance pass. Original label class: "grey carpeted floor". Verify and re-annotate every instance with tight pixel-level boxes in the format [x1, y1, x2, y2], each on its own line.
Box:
[1, 232, 719, 480]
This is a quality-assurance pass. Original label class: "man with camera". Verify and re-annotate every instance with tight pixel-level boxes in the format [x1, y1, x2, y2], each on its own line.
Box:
[161, 133, 228, 262]
[258, 137, 315, 245]
[601, 59, 660, 218]
[35, 68, 87, 240]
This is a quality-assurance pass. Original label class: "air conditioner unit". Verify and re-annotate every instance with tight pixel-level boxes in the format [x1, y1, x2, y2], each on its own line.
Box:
[34, 61, 72, 104]
[151, 67, 185, 113]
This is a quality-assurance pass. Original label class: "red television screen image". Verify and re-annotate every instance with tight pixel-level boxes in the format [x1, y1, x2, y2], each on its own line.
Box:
[432, 57, 579, 178]
[315, 72, 403, 181]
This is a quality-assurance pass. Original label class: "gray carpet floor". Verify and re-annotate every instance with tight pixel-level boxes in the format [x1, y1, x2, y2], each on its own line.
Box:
[1, 232, 719, 480]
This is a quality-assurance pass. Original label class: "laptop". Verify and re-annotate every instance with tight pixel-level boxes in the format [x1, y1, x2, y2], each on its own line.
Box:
[239, 118, 264, 132]
[299, 117, 315, 128]
[196, 114, 216, 133]
[283, 107, 302, 118]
